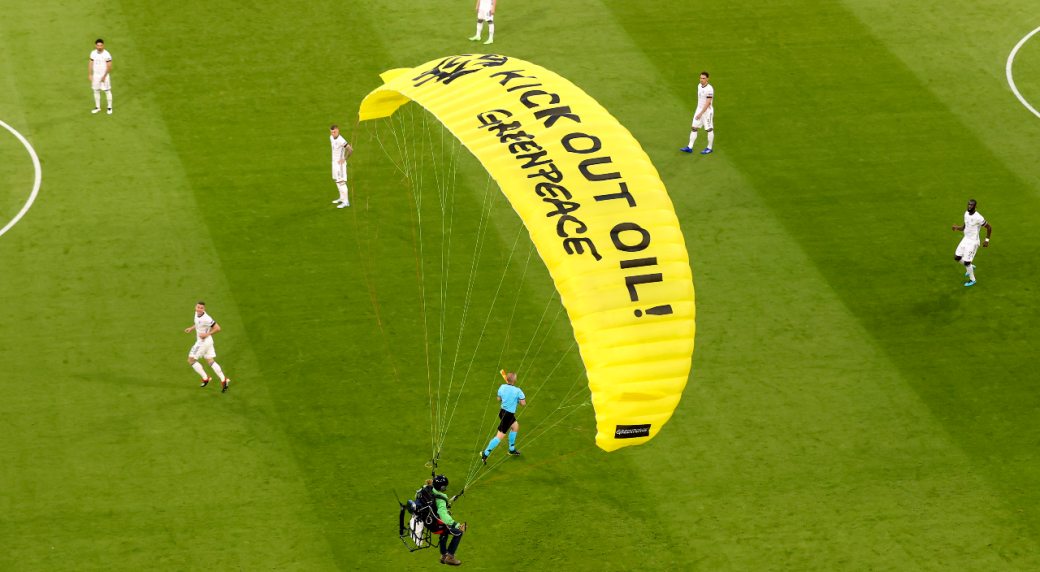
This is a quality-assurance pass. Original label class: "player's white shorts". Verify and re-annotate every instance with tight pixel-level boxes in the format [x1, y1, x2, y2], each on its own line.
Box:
[189, 337, 216, 360]
[332, 162, 347, 181]
[478, 2, 494, 20]
[955, 237, 980, 262]
[692, 109, 713, 130]
[92, 77, 111, 91]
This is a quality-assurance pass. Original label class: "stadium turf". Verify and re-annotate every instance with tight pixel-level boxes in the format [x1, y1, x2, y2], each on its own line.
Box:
[2, 0, 1040, 570]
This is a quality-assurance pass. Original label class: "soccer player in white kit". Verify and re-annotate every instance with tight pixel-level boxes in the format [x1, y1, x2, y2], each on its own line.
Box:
[469, 0, 497, 45]
[185, 302, 231, 392]
[330, 125, 353, 208]
[89, 39, 113, 114]
[681, 72, 714, 154]
[952, 199, 992, 287]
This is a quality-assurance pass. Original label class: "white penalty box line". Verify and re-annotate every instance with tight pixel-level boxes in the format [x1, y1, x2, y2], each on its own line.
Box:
[1007, 25, 1040, 120]
[0, 119, 42, 238]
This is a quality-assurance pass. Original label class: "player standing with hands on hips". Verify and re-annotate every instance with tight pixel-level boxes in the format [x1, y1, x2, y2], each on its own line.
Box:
[952, 199, 992, 287]
[469, 0, 496, 45]
[89, 39, 113, 114]
[681, 72, 714, 154]
[185, 302, 231, 392]
[330, 125, 353, 208]
[481, 370, 525, 464]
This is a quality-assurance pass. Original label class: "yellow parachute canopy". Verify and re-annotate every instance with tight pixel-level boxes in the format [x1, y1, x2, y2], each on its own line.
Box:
[359, 55, 695, 452]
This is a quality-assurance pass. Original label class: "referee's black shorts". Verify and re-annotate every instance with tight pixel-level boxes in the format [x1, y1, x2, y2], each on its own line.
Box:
[497, 409, 516, 434]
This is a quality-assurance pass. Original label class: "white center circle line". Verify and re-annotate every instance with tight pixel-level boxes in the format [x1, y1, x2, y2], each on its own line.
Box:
[1007, 25, 1040, 120]
[0, 118, 42, 238]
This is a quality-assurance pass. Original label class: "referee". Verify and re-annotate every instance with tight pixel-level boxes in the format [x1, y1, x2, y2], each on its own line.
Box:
[481, 371, 526, 463]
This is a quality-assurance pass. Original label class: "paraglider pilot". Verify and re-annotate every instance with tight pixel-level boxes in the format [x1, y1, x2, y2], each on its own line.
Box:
[430, 474, 466, 566]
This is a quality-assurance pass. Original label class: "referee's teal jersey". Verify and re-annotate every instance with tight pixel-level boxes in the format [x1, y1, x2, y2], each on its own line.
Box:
[498, 384, 525, 413]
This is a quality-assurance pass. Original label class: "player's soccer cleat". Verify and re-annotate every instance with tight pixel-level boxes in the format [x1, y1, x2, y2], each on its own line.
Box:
[200, 377, 211, 387]
[701, 148, 713, 154]
[680, 146, 693, 153]
[965, 264, 975, 277]
[107, 108, 113, 114]
[469, 35, 481, 41]
[480, 451, 488, 465]
[222, 378, 230, 392]
[337, 202, 349, 208]
[332, 199, 341, 204]
[964, 280, 976, 287]
[508, 449, 522, 456]
[92, 108, 101, 114]
[484, 38, 494, 45]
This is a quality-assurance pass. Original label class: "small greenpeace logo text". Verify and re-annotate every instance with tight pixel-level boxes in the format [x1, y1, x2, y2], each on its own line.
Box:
[614, 424, 651, 439]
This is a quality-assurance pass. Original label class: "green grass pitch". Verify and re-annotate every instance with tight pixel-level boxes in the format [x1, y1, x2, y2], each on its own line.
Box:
[2, 0, 1040, 569]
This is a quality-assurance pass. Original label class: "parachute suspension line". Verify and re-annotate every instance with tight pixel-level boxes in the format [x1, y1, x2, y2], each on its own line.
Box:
[437, 222, 526, 451]
[435, 173, 499, 446]
[433, 131, 464, 446]
[515, 301, 567, 383]
[468, 369, 591, 487]
[428, 116, 462, 449]
[461, 301, 573, 482]
[466, 444, 598, 492]
[476, 370, 590, 482]
[386, 107, 437, 461]
[513, 291, 559, 375]
[431, 115, 448, 446]
[472, 395, 592, 488]
[414, 108, 449, 451]
[435, 118, 463, 447]
[516, 340, 578, 416]
[455, 225, 532, 475]
[350, 120, 406, 393]
[441, 134, 463, 435]
[438, 239, 536, 450]
[465, 341, 580, 484]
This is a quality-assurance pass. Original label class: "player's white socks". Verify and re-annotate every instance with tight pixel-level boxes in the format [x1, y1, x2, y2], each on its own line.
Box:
[210, 362, 227, 382]
[966, 264, 976, 282]
[476, 21, 484, 38]
[337, 182, 349, 205]
[688, 131, 698, 148]
[707, 131, 714, 150]
[191, 361, 207, 379]
[94, 90, 101, 109]
[105, 89, 112, 110]
[488, 23, 495, 40]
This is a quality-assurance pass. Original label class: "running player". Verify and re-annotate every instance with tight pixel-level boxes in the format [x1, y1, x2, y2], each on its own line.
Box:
[330, 125, 353, 208]
[481, 371, 525, 464]
[681, 72, 714, 154]
[468, 0, 496, 45]
[952, 199, 992, 287]
[185, 302, 231, 392]
[89, 39, 113, 115]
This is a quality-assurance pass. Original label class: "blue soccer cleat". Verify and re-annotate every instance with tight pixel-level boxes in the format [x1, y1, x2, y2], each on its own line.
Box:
[965, 264, 975, 277]
[701, 148, 713, 154]
[680, 146, 693, 153]
[964, 280, 976, 287]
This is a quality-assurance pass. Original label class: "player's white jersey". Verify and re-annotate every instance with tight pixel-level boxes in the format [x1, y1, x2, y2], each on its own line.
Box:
[331, 135, 349, 162]
[962, 210, 986, 242]
[90, 50, 112, 76]
[697, 83, 714, 114]
[194, 311, 216, 339]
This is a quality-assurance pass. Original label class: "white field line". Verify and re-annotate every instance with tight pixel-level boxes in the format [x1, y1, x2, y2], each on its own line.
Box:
[0, 119, 41, 238]
[1007, 25, 1040, 120]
